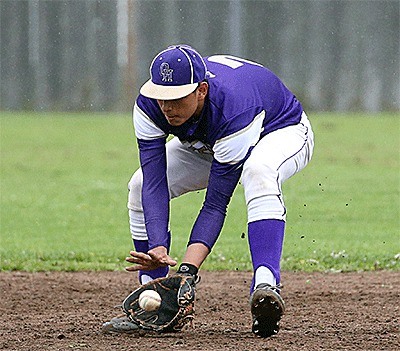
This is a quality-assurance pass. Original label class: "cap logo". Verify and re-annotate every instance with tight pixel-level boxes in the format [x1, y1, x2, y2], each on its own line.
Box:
[160, 62, 173, 82]
[141, 45, 206, 99]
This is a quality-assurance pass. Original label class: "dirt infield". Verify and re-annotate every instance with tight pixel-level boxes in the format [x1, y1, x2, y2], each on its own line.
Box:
[1, 271, 399, 351]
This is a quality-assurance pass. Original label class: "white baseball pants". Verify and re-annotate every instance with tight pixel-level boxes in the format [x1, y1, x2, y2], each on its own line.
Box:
[128, 112, 314, 241]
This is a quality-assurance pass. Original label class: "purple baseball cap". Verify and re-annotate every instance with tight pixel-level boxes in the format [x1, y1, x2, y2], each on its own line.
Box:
[140, 45, 207, 100]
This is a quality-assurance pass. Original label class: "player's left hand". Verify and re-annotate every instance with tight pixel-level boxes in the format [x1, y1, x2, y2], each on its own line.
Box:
[121, 273, 196, 332]
[125, 246, 177, 272]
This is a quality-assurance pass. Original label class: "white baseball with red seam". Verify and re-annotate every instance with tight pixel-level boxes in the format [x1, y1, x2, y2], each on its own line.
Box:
[138, 290, 162, 311]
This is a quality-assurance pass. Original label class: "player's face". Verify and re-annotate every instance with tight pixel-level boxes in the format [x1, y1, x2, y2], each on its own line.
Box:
[157, 82, 208, 127]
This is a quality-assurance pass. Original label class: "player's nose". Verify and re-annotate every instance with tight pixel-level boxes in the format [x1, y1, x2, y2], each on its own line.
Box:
[160, 100, 173, 113]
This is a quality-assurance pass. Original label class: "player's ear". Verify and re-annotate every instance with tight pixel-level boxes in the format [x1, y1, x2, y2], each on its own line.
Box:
[197, 82, 208, 101]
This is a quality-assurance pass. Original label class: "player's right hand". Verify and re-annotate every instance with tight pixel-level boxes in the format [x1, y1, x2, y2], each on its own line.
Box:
[125, 246, 177, 272]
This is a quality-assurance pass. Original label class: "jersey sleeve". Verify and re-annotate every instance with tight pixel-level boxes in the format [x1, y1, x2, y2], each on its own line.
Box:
[133, 103, 167, 140]
[133, 101, 171, 249]
[137, 137, 170, 250]
[212, 110, 265, 164]
[187, 159, 244, 250]
[187, 109, 265, 249]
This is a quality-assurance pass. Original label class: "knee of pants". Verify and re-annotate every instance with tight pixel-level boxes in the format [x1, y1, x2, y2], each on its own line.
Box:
[127, 169, 143, 211]
[242, 158, 281, 203]
[247, 195, 286, 222]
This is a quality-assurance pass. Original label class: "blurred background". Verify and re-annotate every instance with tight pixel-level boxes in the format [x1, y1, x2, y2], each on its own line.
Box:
[1, 0, 399, 113]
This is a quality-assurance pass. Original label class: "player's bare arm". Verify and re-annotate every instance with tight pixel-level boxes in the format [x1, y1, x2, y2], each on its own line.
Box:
[181, 243, 210, 268]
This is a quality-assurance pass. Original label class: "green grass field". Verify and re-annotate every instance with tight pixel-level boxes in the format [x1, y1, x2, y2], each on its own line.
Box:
[1, 112, 399, 272]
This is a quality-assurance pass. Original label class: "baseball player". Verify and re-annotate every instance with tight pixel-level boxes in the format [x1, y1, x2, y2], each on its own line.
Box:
[103, 45, 314, 337]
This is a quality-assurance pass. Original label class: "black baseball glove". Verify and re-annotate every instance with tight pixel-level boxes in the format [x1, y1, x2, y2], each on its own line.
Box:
[122, 264, 199, 333]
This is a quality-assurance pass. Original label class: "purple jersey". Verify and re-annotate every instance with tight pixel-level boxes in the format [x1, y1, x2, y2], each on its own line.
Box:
[133, 55, 303, 250]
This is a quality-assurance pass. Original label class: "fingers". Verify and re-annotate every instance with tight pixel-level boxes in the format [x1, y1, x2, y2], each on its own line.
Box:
[148, 250, 177, 267]
[126, 251, 152, 264]
[125, 264, 145, 272]
[125, 251, 153, 271]
[125, 250, 176, 272]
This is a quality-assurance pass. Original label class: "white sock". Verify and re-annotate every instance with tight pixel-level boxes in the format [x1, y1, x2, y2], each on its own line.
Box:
[140, 274, 153, 285]
[255, 266, 276, 287]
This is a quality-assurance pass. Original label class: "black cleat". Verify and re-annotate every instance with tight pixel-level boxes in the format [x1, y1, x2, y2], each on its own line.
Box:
[101, 314, 140, 334]
[250, 283, 285, 338]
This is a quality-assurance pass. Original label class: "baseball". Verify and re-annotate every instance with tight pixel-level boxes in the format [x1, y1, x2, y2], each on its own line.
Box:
[138, 290, 162, 311]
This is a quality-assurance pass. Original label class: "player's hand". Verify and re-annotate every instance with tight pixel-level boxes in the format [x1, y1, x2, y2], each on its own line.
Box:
[125, 246, 177, 272]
